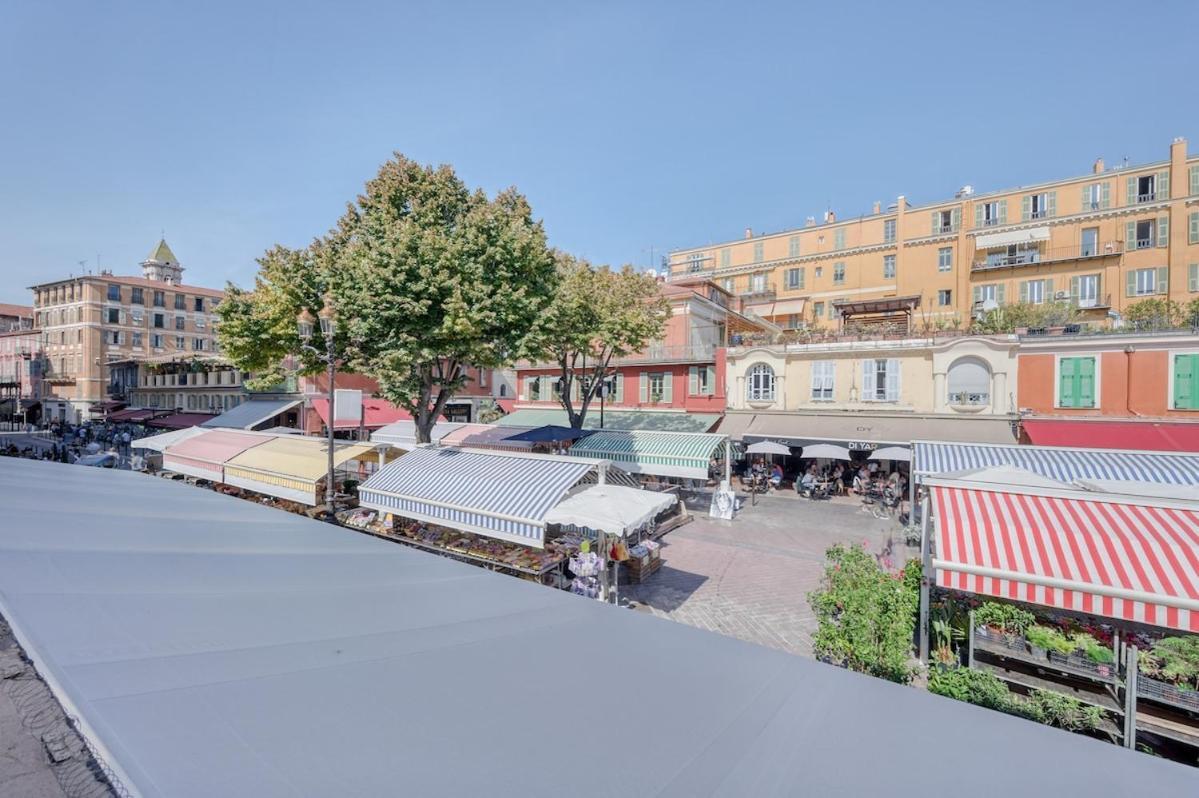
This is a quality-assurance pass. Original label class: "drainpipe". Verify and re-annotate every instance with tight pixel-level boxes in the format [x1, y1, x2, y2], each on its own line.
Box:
[1124, 346, 1141, 416]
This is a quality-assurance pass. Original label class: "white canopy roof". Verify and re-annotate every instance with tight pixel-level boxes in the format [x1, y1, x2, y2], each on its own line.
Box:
[801, 443, 852, 460]
[0, 459, 1191, 796]
[975, 226, 1050, 249]
[545, 485, 677, 537]
[869, 446, 912, 462]
[130, 426, 207, 452]
[1074, 478, 1199, 501]
[370, 419, 465, 448]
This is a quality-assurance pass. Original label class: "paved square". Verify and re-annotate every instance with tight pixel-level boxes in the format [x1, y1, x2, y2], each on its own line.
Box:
[625, 493, 912, 657]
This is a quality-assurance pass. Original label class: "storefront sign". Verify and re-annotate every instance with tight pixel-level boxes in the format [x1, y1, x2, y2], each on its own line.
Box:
[848, 441, 879, 451]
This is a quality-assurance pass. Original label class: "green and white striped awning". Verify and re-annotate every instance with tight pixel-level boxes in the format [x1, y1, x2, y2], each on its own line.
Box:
[568, 430, 726, 480]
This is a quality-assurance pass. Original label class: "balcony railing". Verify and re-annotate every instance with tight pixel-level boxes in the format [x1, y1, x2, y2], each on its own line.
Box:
[971, 241, 1123, 271]
[610, 343, 717, 365]
[43, 372, 76, 385]
[948, 391, 990, 406]
[1135, 191, 1162, 204]
[740, 284, 777, 302]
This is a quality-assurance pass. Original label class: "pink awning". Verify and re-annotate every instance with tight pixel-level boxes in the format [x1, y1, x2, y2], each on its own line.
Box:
[930, 482, 1199, 632]
[309, 397, 411, 430]
[163, 430, 269, 478]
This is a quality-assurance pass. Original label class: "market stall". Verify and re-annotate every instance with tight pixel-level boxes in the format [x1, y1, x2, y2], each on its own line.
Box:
[565, 429, 728, 482]
[161, 429, 269, 481]
[222, 436, 381, 506]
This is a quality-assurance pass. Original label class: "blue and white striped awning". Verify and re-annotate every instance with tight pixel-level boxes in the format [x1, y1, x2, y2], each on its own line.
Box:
[567, 430, 726, 480]
[913, 440, 1199, 485]
[357, 447, 598, 547]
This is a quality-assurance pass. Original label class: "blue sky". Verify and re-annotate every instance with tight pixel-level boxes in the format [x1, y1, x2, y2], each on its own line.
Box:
[2, 0, 1197, 304]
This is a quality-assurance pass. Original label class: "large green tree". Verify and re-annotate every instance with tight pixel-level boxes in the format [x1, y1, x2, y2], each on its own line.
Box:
[217, 154, 557, 443]
[523, 254, 669, 429]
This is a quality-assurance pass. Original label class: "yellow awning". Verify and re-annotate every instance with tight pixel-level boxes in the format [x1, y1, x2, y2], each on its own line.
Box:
[224, 437, 378, 483]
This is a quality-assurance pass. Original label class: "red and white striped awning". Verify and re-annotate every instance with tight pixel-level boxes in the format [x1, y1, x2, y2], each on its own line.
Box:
[929, 481, 1199, 632]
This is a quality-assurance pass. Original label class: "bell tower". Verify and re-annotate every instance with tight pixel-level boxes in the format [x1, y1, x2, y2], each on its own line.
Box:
[141, 238, 184, 284]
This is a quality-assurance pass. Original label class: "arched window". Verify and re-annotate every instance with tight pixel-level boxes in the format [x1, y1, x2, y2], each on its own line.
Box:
[947, 357, 991, 406]
[746, 363, 776, 402]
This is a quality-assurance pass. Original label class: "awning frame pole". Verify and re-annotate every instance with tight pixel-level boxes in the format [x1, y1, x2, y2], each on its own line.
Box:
[918, 495, 932, 663]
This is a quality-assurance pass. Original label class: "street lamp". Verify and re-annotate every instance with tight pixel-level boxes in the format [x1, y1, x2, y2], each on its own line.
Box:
[297, 295, 338, 520]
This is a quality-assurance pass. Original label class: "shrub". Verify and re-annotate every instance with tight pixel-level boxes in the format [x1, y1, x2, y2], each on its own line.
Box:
[808, 545, 918, 683]
[1027, 690, 1104, 732]
[972, 301, 1080, 334]
[1026, 625, 1075, 654]
[929, 667, 1013, 711]
[973, 601, 1036, 635]
[1124, 298, 1182, 329]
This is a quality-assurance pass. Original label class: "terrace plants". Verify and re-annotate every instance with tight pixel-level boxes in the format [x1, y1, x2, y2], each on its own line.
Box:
[1026, 625, 1074, 657]
[973, 601, 1035, 636]
[1140, 636, 1199, 691]
[1026, 690, 1104, 733]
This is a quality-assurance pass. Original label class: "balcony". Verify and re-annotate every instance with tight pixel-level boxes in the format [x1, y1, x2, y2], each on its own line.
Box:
[610, 343, 718, 366]
[739, 283, 777, 302]
[971, 241, 1123, 271]
[43, 372, 76, 385]
[1134, 190, 1163, 204]
[948, 391, 990, 407]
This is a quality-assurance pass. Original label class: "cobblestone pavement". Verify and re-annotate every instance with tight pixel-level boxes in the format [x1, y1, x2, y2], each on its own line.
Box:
[624, 492, 913, 658]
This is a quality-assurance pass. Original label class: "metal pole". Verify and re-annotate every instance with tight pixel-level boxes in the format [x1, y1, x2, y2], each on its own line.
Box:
[325, 344, 336, 520]
[918, 495, 932, 663]
[600, 383, 604, 429]
[1123, 645, 1138, 749]
[967, 610, 975, 669]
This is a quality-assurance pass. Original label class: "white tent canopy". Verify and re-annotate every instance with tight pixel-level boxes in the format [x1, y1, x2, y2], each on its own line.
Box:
[940, 464, 1078, 491]
[131, 426, 207, 452]
[545, 485, 677, 537]
[370, 420, 466, 449]
[746, 440, 792, 456]
[1074, 478, 1199, 501]
[801, 443, 852, 460]
[869, 446, 912, 462]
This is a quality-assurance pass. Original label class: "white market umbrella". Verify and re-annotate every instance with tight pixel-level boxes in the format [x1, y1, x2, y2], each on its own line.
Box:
[801, 443, 851, 460]
[868, 446, 911, 462]
[745, 441, 792, 456]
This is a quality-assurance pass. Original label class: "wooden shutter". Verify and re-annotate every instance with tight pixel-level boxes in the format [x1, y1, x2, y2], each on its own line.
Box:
[972, 286, 982, 304]
[1127, 176, 1138, 204]
[688, 366, 698, 395]
[996, 284, 1006, 305]
[1158, 170, 1170, 199]
[1077, 358, 1096, 408]
[951, 207, 961, 231]
[1019, 281, 1029, 303]
[662, 372, 673, 404]
[1021, 195, 1031, 221]
[1190, 212, 1199, 244]
[1157, 216, 1169, 248]
[798, 268, 805, 289]
[1175, 355, 1197, 409]
[1126, 221, 1137, 249]
[638, 372, 648, 403]
[1126, 270, 1138, 297]
[1191, 165, 1199, 197]
[1058, 358, 1076, 408]
[1070, 276, 1080, 302]
[614, 373, 624, 404]
[862, 360, 876, 401]
[1080, 184, 1090, 211]
[834, 229, 845, 250]
[931, 211, 939, 235]
[974, 205, 983, 228]
[1046, 191, 1057, 217]
[885, 359, 900, 402]
[705, 365, 715, 397]
[1101, 182, 1110, 209]
[1156, 267, 1169, 295]
[1190, 264, 1199, 293]
[997, 200, 1007, 224]
[1044, 278, 1055, 300]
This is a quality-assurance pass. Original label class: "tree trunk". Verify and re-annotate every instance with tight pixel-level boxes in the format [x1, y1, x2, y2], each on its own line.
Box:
[412, 361, 460, 444]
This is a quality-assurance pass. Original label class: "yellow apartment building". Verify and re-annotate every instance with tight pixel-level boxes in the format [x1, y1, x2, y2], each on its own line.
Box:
[668, 137, 1199, 332]
[29, 240, 225, 422]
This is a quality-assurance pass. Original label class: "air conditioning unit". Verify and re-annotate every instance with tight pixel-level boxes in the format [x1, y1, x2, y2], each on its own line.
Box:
[1054, 291, 1067, 300]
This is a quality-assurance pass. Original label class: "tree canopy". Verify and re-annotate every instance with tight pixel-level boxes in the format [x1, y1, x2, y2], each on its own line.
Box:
[523, 254, 669, 429]
[217, 154, 557, 442]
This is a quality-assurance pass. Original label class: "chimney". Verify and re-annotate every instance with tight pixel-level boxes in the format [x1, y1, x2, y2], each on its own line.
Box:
[744, 227, 753, 239]
[1093, 157, 1104, 174]
[872, 201, 881, 215]
[824, 210, 836, 224]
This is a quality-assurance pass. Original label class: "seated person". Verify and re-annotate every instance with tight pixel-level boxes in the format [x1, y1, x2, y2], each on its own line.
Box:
[798, 466, 818, 494]
[770, 463, 784, 486]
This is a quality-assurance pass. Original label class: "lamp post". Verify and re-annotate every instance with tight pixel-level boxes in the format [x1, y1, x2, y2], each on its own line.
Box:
[298, 296, 338, 520]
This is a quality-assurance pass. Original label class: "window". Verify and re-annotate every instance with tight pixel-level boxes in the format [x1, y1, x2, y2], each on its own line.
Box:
[1082, 182, 1109, 211]
[1128, 267, 1166, 297]
[1190, 212, 1199, 245]
[785, 267, 805, 290]
[720, 249, 731, 268]
[525, 376, 542, 401]
[1023, 191, 1055, 220]
[862, 358, 899, 402]
[131, 288, 144, 305]
[686, 252, 706, 272]
[976, 200, 1006, 227]
[106, 308, 120, 324]
[883, 219, 896, 243]
[1020, 278, 1052, 305]
[1134, 173, 1157, 203]
[750, 272, 768, 293]
[833, 262, 846, 285]
[1132, 219, 1155, 250]
[107, 284, 120, 301]
[813, 301, 825, 318]
[938, 247, 953, 272]
[175, 316, 186, 330]
[932, 209, 957, 235]
[810, 361, 834, 401]
[174, 294, 186, 310]
[1174, 354, 1199, 410]
[883, 255, 896, 279]
[746, 363, 775, 402]
[195, 317, 206, 330]
[643, 371, 669, 403]
[194, 338, 206, 351]
[689, 365, 715, 396]
[151, 334, 163, 348]
[153, 291, 165, 307]
[1058, 357, 1096, 408]
[1073, 274, 1100, 308]
[947, 358, 991, 406]
[175, 336, 186, 349]
[108, 331, 121, 345]
[153, 313, 165, 328]
[937, 289, 952, 306]
[132, 332, 142, 347]
[1081, 227, 1099, 257]
[833, 228, 846, 251]
[973, 283, 1005, 305]
[814, 266, 823, 278]
[722, 278, 734, 292]
[788, 236, 801, 257]
[1192, 165, 1199, 196]
[785, 313, 803, 330]
[753, 241, 764, 263]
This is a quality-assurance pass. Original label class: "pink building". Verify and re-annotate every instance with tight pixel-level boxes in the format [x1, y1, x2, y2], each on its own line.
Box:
[0, 327, 43, 426]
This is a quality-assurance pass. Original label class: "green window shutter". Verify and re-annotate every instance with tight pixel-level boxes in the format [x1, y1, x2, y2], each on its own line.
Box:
[1070, 276, 1080, 302]
[799, 268, 805, 289]
[1077, 357, 1096, 408]
[662, 372, 673, 404]
[1044, 278, 1055, 300]
[1175, 355, 1197, 409]
[1127, 176, 1138, 204]
[1126, 221, 1137, 249]
[834, 229, 845, 250]
[1101, 182, 1110, 209]
[997, 200, 1007, 224]
[930, 211, 939, 235]
[706, 365, 716, 396]
[688, 366, 698, 395]
[1080, 185, 1090, 210]
[972, 286, 981, 304]
[1046, 191, 1057, 217]
[1126, 270, 1137, 297]
[996, 284, 1006, 305]
[1157, 266, 1169, 294]
[974, 205, 983, 228]
[1190, 264, 1199, 293]
[1059, 358, 1076, 408]
[1158, 170, 1170, 199]
[1021, 195, 1031, 221]
[638, 372, 648, 403]
[1158, 216, 1170, 248]
[951, 208, 961, 231]
[616, 373, 625, 403]
[1019, 281, 1029, 302]
[1190, 212, 1199, 244]
[1191, 165, 1199, 196]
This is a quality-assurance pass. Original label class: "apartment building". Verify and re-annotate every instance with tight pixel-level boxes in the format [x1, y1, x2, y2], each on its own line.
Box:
[29, 239, 224, 423]
[0, 328, 43, 426]
[668, 137, 1199, 334]
[0, 303, 33, 333]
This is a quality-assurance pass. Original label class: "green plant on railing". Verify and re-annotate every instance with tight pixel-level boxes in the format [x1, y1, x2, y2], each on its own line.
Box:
[1026, 690, 1104, 733]
[1026, 625, 1075, 655]
[1140, 636, 1199, 691]
[973, 601, 1036, 635]
[1068, 632, 1115, 665]
[972, 302, 1079, 334]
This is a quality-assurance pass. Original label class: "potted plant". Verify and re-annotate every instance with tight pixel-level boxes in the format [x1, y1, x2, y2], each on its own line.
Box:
[1026, 625, 1073, 660]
